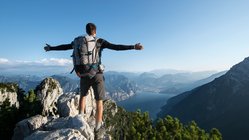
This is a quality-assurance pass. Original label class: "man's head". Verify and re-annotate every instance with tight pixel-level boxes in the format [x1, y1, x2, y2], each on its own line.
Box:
[86, 23, 96, 36]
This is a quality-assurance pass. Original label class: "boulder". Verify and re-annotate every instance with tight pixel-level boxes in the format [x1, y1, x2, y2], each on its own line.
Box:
[12, 77, 117, 140]
[0, 83, 19, 108]
[57, 93, 80, 117]
[12, 115, 51, 140]
[24, 128, 87, 140]
[57, 87, 96, 119]
[36, 78, 63, 116]
[44, 115, 94, 140]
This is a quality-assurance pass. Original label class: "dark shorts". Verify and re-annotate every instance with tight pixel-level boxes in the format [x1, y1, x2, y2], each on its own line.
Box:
[80, 73, 105, 100]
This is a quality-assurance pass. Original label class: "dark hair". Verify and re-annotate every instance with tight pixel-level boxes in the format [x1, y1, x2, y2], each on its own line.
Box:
[86, 23, 96, 35]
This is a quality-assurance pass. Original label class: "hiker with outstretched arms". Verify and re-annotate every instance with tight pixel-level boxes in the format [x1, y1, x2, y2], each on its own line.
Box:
[44, 23, 143, 138]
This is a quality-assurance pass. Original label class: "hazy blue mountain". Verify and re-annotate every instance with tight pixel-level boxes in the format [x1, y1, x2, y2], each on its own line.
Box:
[51, 75, 80, 93]
[0, 69, 219, 102]
[0, 73, 139, 101]
[150, 69, 189, 76]
[160, 71, 227, 94]
[158, 57, 249, 140]
[133, 72, 159, 92]
[104, 72, 139, 101]
[105, 71, 140, 80]
[150, 69, 216, 77]
[48, 73, 139, 101]
[0, 75, 42, 92]
[188, 71, 227, 88]
[134, 71, 218, 93]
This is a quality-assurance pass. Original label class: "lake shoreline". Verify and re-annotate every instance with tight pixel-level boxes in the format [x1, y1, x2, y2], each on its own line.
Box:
[117, 92, 176, 120]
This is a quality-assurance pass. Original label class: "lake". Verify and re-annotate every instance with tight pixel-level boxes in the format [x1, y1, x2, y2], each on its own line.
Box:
[117, 92, 175, 120]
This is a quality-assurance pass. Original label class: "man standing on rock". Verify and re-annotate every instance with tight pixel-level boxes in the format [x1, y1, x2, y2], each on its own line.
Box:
[44, 23, 143, 138]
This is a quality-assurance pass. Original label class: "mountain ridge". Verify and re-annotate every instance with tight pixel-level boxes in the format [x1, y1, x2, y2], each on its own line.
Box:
[0, 77, 222, 140]
[158, 57, 249, 140]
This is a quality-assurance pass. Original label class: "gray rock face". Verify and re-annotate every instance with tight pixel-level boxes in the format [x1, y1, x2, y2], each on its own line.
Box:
[0, 83, 19, 107]
[36, 77, 63, 116]
[13, 114, 94, 140]
[103, 100, 118, 120]
[43, 115, 94, 140]
[12, 77, 116, 140]
[57, 88, 96, 120]
[24, 128, 87, 140]
[12, 115, 50, 140]
[57, 93, 80, 117]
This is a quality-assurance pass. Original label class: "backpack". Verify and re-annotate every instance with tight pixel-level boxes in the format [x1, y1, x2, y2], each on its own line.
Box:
[71, 35, 102, 78]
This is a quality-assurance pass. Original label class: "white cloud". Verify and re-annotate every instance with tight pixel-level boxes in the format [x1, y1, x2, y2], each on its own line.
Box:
[36, 58, 72, 66]
[8, 58, 72, 66]
[0, 58, 72, 66]
[0, 58, 73, 75]
[0, 58, 9, 64]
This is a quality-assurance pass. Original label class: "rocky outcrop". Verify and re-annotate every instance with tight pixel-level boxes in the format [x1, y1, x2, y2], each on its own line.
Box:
[57, 88, 96, 120]
[25, 129, 86, 140]
[0, 83, 19, 108]
[12, 115, 51, 139]
[35, 77, 63, 116]
[12, 77, 118, 140]
[57, 92, 80, 117]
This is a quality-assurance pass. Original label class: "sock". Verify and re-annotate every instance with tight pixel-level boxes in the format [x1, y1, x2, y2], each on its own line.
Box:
[79, 110, 84, 115]
[95, 121, 103, 130]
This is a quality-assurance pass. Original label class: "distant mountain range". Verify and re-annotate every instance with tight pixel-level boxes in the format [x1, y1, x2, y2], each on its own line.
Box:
[104, 72, 138, 101]
[0, 75, 42, 92]
[158, 57, 249, 140]
[51, 75, 79, 93]
[133, 71, 221, 93]
[0, 69, 222, 101]
[0, 73, 138, 102]
[160, 71, 227, 94]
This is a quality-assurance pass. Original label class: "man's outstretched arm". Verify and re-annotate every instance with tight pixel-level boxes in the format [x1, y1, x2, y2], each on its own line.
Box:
[100, 39, 143, 51]
[44, 43, 73, 51]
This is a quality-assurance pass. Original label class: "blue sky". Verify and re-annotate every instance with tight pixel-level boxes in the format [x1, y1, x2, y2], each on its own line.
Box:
[0, 0, 249, 74]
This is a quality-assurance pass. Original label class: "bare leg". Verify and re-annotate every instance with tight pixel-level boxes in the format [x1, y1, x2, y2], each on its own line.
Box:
[79, 96, 86, 114]
[96, 100, 103, 127]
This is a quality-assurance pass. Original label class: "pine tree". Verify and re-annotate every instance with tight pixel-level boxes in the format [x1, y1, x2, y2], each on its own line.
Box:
[106, 107, 223, 140]
[0, 99, 19, 140]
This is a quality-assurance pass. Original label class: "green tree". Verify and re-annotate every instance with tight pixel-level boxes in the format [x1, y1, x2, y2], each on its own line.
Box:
[21, 89, 41, 117]
[0, 99, 19, 140]
[106, 107, 223, 140]
[0, 84, 42, 139]
[209, 128, 222, 140]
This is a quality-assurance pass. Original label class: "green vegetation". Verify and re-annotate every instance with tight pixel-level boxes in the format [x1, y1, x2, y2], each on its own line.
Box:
[47, 78, 57, 93]
[0, 82, 222, 140]
[0, 99, 19, 139]
[0, 83, 18, 93]
[21, 89, 42, 118]
[105, 108, 222, 140]
[0, 86, 41, 140]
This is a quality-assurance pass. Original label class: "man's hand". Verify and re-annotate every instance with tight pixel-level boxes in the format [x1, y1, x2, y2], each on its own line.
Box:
[135, 43, 143, 50]
[44, 44, 51, 52]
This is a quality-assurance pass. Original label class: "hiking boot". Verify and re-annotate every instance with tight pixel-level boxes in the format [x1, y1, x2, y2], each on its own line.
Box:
[94, 125, 106, 140]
